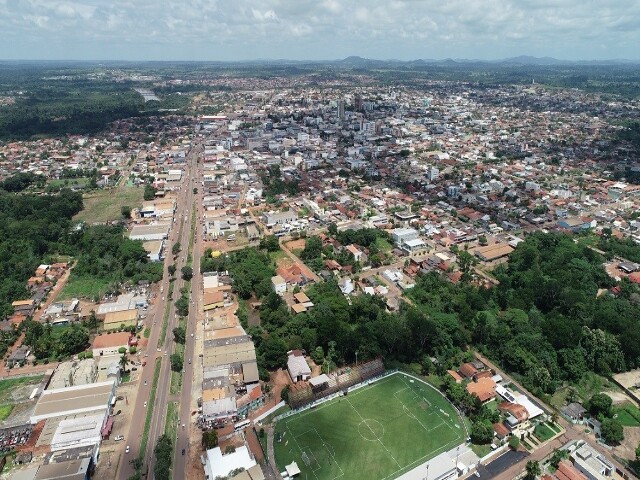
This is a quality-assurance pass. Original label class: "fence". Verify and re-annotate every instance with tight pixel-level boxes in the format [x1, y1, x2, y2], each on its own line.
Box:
[275, 366, 396, 422]
[287, 358, 385, 409]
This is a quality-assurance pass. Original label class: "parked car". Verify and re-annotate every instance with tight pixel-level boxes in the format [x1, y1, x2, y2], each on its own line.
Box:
[125, 446, 130, 453]
[114, 435, 124, 442]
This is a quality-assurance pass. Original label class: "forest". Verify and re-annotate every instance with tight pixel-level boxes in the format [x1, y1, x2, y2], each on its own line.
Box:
[0, 188, 162, 321]
[213, 231, 640, 403]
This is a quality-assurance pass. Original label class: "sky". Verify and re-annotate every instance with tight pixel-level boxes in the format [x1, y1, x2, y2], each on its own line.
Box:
[2, 0, 639, 61]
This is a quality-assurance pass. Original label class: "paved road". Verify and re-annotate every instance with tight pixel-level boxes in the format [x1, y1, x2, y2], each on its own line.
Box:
[117, 141, 202, 480]
[173, 147, 204, 476]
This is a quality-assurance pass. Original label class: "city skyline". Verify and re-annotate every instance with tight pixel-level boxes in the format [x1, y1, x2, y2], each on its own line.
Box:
[2, 0, 640, 61]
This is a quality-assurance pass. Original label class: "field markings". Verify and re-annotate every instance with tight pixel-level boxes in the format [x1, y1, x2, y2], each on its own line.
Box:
[287, 422, 345, 480]
[278, 372, 467, 480]
[345, 397, 402, 469]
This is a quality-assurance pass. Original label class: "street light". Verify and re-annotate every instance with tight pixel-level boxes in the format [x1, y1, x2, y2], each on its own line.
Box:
[355, 351, 358, 367]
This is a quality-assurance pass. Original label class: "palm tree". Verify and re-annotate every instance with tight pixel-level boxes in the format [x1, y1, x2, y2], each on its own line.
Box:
[119, 353, 129, 371]
[525, 460, 541, 480]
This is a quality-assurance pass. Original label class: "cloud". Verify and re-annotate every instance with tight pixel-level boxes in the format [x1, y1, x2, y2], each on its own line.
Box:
[0, 0, 639, 60]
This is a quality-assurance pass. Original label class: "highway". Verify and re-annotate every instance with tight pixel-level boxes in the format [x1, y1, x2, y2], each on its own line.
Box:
[173, 146, 204, 476]
[117, 140, 203, 480]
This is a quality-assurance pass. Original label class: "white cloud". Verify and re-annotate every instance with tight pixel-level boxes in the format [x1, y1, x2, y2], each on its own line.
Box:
[0, 0, 639, 60]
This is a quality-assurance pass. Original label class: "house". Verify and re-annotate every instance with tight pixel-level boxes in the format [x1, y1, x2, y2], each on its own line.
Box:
[271, 275, 286, 295]
[6, 345, 31, 367]
[570, 442, 614, 479]
[552, 461, 588, 480]
[346, 244, 365, 263]
[203, 291, 225, 311]
[287, 350, 311, 383]
[466, 377, 496, 403]
[493, 423, 510, 441]
[92, 332, 133, 357]
[561, 403, 587, 423]
[499, 401, 532, 435]
[447, 370, 463, 384]
[459, 362, 478, 379]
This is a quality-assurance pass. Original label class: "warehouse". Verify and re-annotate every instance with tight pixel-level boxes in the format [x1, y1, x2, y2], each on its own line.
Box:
[31, 380, 115, 424]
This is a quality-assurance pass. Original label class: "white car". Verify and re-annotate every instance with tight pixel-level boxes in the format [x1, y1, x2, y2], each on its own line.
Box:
[114, 435, 124, 442]
[125, 445, 130, 454]
[143, 401, 147, 407]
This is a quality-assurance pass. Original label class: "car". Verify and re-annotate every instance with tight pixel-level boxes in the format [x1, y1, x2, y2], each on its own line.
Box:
[188, 358, 191, 364]
[125, 446, 130, 454]
[181, 449, 185, 455]
[142, 361, 146, 366]
[157, 348, 161, 352]
[131, 367, 137, 371]
[190, 333, 194, 337]
[144, 380, 147, 386]
[116, 396, 124, 401]
[114, 435, 124, 442]
[143, 401, 147, 407]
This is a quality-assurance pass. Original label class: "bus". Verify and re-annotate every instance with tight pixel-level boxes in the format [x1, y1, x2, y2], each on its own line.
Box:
[234, 419, 251, 431]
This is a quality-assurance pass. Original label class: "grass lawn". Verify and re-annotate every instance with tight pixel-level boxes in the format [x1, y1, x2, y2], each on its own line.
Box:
[0, 375, 44, 405]
[143, 327, 151, 339]
[534, 423, 557, 442]
[58, 275, 111, 300]
[73, 185, 144, 224]
[470, 443, 492, 458]
[274, 373, 466, 480]
[0, 404, 14, 421]
[48, 177, 90, 189]
[138, 358, 162, 464]
[375, 237, 393, 253]
[614, 404, 640, 427]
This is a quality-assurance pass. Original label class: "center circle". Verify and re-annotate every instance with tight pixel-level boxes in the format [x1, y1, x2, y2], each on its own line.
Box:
[358, 419, 385, 441]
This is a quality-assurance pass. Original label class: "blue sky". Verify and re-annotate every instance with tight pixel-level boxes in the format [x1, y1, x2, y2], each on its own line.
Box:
[2, 0, 639, 61]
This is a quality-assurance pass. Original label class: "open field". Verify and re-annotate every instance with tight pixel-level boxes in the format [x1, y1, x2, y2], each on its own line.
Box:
[73, 185, 144, 224]
[58, 275, 111, 300]
[614, 404, 640, 427]
[273, 373, 465, 480]
[48, 177, 91, 189]
[0, 375, 44, 405]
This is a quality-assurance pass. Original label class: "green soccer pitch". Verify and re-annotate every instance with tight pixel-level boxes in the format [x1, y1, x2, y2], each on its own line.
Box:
[273, 372, 467, 480]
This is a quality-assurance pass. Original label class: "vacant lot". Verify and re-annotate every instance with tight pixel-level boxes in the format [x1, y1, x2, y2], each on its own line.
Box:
[58, 275, 112, 301]
[274, 373, 466, 480]
[74, 185, 144, 224]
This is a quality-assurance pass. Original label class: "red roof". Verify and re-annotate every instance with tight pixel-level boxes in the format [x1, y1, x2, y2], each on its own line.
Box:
[459, 363, 478, 378]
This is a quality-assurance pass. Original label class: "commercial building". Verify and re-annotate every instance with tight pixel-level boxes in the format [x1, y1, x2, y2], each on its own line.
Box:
[102, 309, 138, 330]
[31, 380, 115, 424]
[129, 223, 171, 241]
[287, 351, 311, 383]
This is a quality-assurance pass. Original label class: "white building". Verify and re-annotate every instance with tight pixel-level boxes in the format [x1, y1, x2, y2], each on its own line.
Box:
[203, 446, 256, 480]
[271, 275, 286, 296]
[391, 227, 419, 247]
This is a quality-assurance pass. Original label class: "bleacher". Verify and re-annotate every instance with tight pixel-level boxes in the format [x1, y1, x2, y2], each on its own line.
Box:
[288, 359, 385, 409]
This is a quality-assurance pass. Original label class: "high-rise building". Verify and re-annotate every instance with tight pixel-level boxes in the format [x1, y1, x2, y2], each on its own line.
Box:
[337, 100, 345, 120]
[354, 94, 363, 111]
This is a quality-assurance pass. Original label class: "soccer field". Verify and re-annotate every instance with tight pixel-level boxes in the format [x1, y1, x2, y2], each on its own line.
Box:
[273, 372, 466, 480]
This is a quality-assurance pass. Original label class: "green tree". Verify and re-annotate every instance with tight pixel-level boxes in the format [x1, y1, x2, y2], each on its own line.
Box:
[259, 235, 280, 252]
[170, 353, 183, 372]
[144, 184, 157, 201]
[121, 205, 132, 219]
[470, 420, 494, 444]
[202, 430, 218, 449]
[119, 353, 129, 371]
[525, 460, 541, 480]
[181, 266, 193, 281]
[601, 418, 624, 445]
[173, 325, 186, 344]
[587, 393, 613, 419]
[280, 384, 290, 403]
[172, 243, 181, 256]
[168, 264, 176, 276]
